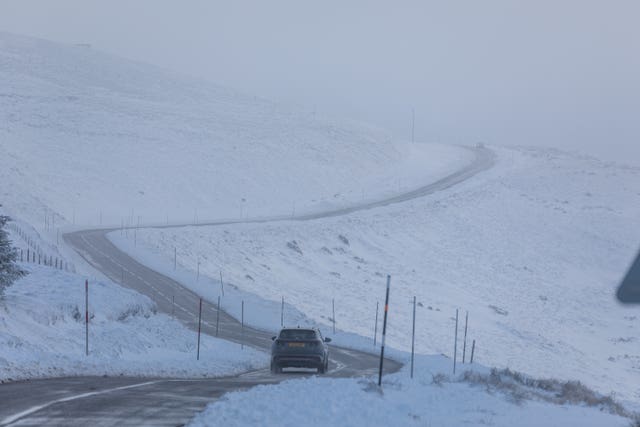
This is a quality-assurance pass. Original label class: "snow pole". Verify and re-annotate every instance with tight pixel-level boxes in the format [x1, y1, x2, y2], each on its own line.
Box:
[197, 298, 202, 360]
[174, 247, 177, 270]
[470, 339, 476, 363]
[332, 298, 336, 334]
[373, 301, 379, 347]
[219, 271, 224, 296]
[378, 275, 391, 387]
[241, 300, 245, 350]
[411, 296, 416, 379]
[85, 279, 89, 356]
[453, 309, 459, 374]
[171, 295, 175, 319]
[281, 296, 284, 327]
[216, 296, 220, 337]
[462, 311, 469, 363]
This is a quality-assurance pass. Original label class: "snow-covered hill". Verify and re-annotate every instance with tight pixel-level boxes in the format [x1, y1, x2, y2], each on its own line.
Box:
[0, 32, 469, 229]
[126, 146, 640, 406]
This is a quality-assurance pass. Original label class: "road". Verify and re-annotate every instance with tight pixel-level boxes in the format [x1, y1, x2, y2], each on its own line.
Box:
[0, 146, 495, 426]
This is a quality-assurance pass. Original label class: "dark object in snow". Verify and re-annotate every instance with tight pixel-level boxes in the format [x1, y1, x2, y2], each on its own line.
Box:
[617, 249, 640, 304]
[286, 240, 303, 255]
[488, 304, 509, 316]
[338, 235, 350, 246]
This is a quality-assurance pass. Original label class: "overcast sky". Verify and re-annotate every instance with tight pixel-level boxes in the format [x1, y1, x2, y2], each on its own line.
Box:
[1, 0, 638, 163]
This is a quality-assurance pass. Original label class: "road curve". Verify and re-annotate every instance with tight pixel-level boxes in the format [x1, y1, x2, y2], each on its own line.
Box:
[0, 146, 495, 427]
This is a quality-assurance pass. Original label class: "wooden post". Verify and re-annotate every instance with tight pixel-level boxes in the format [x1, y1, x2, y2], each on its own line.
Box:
[85, 280, 89, 356]
[241, 300, 245, 350]
[219, 271, 225, 296]
[411, 296, 416, 379]
[374, 301, 379, 346]
[462, 311, 469, 363]
[197, 298, 202, 360]
[332, 298, 336, 334]
[216, 296, 220, 337]
[378, 275, 391, 387]
[453, 309, 459, 374]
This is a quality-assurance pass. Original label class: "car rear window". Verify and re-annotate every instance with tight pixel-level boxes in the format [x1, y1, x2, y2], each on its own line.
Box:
[279, 329, 317, 340]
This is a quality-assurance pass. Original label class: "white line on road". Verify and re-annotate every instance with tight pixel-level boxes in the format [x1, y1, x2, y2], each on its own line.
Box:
[0, 381, 160, 426]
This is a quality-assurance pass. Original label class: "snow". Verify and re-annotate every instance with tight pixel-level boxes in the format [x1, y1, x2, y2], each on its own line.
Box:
[0, 261, 267, 382]
[0, 31, 471, 233]
[126, 146, 640, 406]
[188, 355, 631, 427]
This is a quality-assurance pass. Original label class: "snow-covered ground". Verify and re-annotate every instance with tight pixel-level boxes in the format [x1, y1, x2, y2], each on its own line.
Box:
[126, 146, 640, 406]
[188, 355, 633, 427]
[0, 247, 266, 382]
[0, 31, 471, 234]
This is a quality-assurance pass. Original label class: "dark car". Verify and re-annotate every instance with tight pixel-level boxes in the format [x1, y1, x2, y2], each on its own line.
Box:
[270, 327, 331, 374]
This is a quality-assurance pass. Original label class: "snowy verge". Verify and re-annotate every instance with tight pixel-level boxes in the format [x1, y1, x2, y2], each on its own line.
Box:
[0, 263, 267, 382]
[188, 354, 635, 427]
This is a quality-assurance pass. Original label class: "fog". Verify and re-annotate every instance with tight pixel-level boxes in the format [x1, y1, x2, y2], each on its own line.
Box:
[1, 0, 638, 163]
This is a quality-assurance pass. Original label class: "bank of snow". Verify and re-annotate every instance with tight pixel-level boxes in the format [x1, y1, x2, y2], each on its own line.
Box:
[188, 355, 633, 427]
[0, 263, 267, 382]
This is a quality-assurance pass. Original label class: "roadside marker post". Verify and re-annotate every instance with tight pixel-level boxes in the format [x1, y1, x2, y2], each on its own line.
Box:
[332, 298, 336, 334]
[462, 311, 469, 364]
[453, 309, 459, 374]
[85, 279, 89, 356]
[197, 298, 203, 360]
[216, 296, 221, 337]
[378, 275, 391, 387]
[374, 301, 379, 347]
[411, 296, 416, 379]
[241, 300, 245, 350]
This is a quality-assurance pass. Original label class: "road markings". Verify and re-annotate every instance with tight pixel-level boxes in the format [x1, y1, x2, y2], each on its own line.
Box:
[0, 381, 159, 426]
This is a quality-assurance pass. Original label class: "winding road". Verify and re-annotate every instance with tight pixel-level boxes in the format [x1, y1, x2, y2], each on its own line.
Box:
[0, 146, 495, 426]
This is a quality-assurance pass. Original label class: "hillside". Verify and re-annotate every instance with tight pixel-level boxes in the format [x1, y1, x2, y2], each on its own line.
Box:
[0, 32, 469, 229]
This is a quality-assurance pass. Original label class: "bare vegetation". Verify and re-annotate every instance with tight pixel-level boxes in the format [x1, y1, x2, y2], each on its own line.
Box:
[461, 368, 635, 419]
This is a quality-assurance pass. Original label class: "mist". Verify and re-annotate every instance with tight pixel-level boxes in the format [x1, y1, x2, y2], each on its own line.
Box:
[1, 0, 638, 163]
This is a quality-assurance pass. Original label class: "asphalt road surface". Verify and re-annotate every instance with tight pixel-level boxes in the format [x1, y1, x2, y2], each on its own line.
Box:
[0, 146, 495, 426]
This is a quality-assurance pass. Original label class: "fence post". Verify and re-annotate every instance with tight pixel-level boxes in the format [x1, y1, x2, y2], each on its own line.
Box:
[216, 296, 221, 337]
[378, 275, 391, 387]
[462, 311, 468, 363]
[470, 339, 476, 363]
[85, 279, 89, 356]
[197, 298, 202, 360]
[411, 296, 416, 379]
[453, 309, 459, 374]
[241, 300, 245, 350]
[216, 296, 221, 336]
[374, 301, 379, 347]
[332, 298, 336, 334]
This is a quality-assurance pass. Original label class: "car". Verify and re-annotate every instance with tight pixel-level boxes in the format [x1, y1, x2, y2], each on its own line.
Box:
[270, 327, 331, 374]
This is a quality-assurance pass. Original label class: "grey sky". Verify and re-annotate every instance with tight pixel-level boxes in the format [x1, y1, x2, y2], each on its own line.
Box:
[1, 0, 638, 163]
